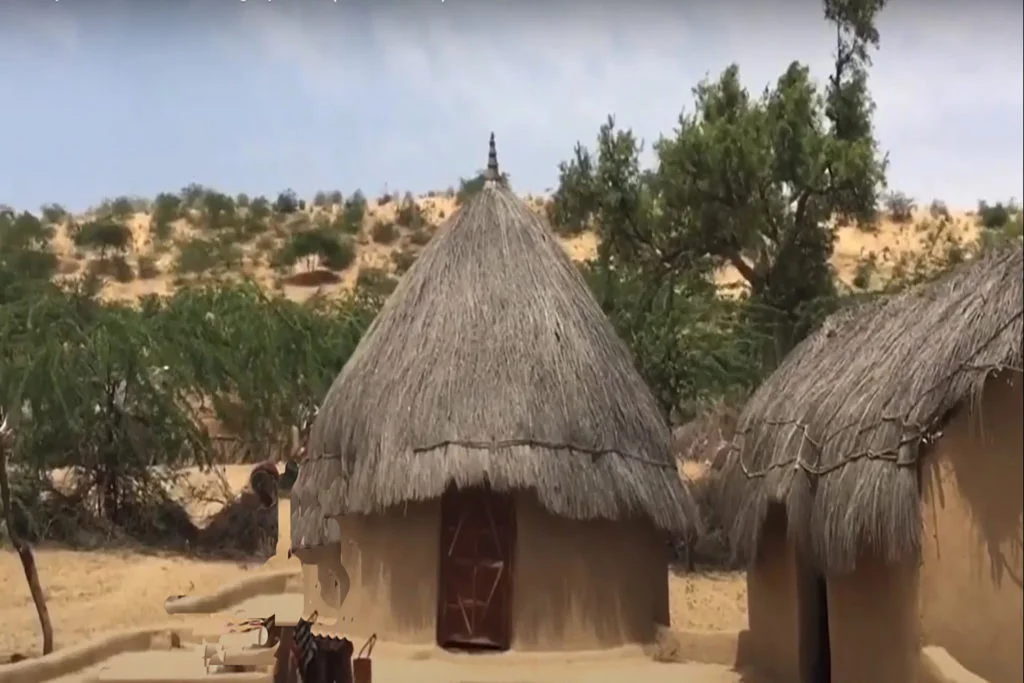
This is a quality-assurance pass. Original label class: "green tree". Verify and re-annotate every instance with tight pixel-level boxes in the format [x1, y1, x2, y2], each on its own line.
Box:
[274, 189, 300, 215]
[1, 211, 55, 252]
[548, 0, 888, 413]
[555, 0, 888, 370]
[151, 193, 182, 241]
[550, 123, 761, 419]
[39, 204, 68, 225]
[396, 192, 425, 228]
[180, 183, 208, 210]
[74, 218, 133, 256]
[977, 199, 1020, 230]
[98, 196, 136, 222]
[0, 211, 59, 295]
[249, 196, 272, 222]
[341, 190, 367, 233]
[199, 191, 238, 230]
[884, 191, 916, 223]
[0, 287, 210, 526]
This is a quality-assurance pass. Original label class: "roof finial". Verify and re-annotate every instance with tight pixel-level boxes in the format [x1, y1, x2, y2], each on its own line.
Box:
[484, 132, 499, 182]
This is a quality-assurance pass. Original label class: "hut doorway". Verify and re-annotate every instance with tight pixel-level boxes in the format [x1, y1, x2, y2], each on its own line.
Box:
[436, 485, 515, 651]
[797, 560, 831, 683]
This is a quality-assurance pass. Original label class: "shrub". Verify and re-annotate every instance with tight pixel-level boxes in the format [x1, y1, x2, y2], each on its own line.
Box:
[884, 191, 916, 224]
[851, 253, 877, 290]
[339, 191, 366, 234]
[391, 249, 417, 274]
[370, 220, 399, 245]
[274, 189, 300, 215]
[977, 199, 1019, 230]
[88, 255, 135, 283]
[180, 183, 208, 209]
[395, 193, 424, 228]
[175, 237, 242, 274]
[137, 255, 160, 279]
[40, 203, 68, 225]
[254, 235, 277, 254]
[249, 196, 272, 222]
[241, 212, 270, 238]
[150, 193, 182, 241]
[275, 230, 356, 272]
[409, 228, 432, 246]
[199, 192, 238, 230]
[928, 199, 951, 221]
[355, 267, 398, 296]
[99, 196, 137, 221]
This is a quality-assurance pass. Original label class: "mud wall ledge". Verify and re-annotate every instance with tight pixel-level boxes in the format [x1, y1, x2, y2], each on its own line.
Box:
[0, 626, 194, 683]
[919, 646, 992, 683]
[645, 626, 742, 666]
[163, 568, 301, 615]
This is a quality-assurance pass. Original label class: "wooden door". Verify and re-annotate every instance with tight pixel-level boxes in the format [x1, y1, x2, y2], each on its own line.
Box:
[436, 486, 515, 650]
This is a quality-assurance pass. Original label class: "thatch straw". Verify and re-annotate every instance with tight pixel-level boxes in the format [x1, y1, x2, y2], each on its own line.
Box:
[291, 135, 697, 550]
[719, 245, 1023, 573]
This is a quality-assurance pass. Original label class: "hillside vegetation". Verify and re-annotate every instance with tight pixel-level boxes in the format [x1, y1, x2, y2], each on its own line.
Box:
[4, 186, 1008, 305]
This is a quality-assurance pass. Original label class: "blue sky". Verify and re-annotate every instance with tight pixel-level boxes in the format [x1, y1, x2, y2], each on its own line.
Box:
[1, 0, 1021, 213]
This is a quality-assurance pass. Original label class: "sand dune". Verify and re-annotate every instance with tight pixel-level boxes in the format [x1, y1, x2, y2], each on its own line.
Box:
[49, 194, 980, 305]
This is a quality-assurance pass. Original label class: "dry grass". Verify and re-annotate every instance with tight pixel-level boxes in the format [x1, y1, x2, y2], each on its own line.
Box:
[720, 245, 1023, 572]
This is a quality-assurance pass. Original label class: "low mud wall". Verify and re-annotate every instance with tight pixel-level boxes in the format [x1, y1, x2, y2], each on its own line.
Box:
[0, 626, 194, 683]
[163, 568, 301, 615]
[919, 647, 992, 683]
[645, 626, 742, 666]
[1, 566, 302, 683]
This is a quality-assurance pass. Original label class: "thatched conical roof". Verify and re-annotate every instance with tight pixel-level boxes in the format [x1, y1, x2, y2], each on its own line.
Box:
[719, 244, 1023, 573]
[290, 135, 698, 551]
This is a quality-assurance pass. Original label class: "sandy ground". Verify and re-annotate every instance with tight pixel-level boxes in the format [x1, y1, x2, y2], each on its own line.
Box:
[1, 465, 750, 681]
[0, 549, 748, 657]
[66, 647, 750, 683]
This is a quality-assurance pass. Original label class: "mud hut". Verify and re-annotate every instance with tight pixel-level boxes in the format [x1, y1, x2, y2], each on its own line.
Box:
[720, 245, 1022, 683]
[290, 135, 698, 652]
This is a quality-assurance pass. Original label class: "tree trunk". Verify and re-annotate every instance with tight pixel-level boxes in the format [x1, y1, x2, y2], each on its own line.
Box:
[0, 443, 54, 655]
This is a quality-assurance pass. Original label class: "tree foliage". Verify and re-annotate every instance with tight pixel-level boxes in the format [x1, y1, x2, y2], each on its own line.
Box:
[0, 274, 380, 541]
[74, 218, 133, 255]
[549, 0, 889, 416]
[0, 210, 59, 296]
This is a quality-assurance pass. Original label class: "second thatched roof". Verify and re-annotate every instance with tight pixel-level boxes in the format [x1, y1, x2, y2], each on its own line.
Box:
[719, 244, 1023, 573]
[291, 136, 697, 551]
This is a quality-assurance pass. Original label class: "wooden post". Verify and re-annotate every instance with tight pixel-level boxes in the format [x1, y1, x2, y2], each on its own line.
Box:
[273, 626, 296, 683]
